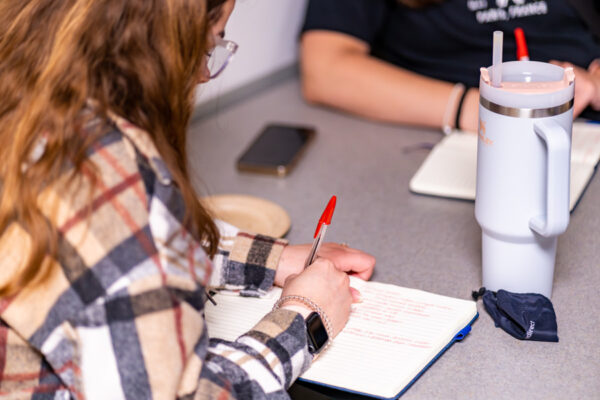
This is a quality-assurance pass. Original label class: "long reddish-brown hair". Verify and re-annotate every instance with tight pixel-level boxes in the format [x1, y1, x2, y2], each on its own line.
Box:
[0, 0, 227, 295]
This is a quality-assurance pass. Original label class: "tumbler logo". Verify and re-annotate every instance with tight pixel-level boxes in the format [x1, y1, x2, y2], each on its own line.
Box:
[478, 119, 494, 146]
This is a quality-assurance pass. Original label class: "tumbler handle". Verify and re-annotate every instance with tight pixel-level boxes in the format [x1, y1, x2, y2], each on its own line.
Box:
[529, 120, 570, 237]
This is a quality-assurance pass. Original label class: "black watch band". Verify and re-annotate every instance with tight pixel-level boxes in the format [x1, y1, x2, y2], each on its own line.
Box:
[305, 311, 329, 354]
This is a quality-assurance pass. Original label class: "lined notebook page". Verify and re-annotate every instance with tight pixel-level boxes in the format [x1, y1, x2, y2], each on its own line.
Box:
[204, 288, 281, 341]
[409, 122, 600, 211]
[302, 279, 476, 398]
[204, 278, 477, 399]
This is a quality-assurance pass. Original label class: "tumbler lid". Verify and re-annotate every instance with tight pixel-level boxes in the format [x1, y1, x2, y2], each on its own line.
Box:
[481, 65, 575, 94]
[479, 61, 574, 110]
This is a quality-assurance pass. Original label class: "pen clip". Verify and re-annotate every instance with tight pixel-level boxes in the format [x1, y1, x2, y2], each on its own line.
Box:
[206, 290, 217, 306]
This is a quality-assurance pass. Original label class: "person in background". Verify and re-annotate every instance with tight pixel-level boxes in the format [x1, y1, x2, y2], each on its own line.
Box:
[300, 0, 600, 134]
[0, 0, 375, 398]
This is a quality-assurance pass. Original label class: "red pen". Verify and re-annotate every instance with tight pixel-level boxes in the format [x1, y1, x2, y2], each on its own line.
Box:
[514, 27, 529, 61]
[304, 195, 337, 268]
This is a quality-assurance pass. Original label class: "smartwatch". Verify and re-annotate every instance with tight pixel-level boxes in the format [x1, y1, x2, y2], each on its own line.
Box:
[305, 312, 329, 354]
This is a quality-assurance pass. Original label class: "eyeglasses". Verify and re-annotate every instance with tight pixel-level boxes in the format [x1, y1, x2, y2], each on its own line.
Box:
[207, 35, 238, 79]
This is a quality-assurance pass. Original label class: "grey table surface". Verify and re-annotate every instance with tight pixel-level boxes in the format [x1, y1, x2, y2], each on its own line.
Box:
[188, 77, 600, 400]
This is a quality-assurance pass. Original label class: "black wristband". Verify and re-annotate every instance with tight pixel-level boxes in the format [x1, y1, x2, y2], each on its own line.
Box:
[454, 86, 469, 131]
[305, 312, 329, 354]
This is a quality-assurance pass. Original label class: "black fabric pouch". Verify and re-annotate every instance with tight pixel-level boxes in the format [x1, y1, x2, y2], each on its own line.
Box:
[472, 287, 558, 342]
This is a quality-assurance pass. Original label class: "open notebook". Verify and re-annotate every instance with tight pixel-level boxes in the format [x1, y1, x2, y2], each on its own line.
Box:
[409, 121, 600, 211]
[204, 277, 478, 400]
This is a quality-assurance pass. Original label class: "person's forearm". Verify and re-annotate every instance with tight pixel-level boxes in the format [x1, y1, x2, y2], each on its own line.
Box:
[206, 308, 312, 396]
[301, 33, 479, 132]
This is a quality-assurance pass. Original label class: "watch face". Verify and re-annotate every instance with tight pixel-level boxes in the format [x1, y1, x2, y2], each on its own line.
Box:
[306, 312, 329, 354]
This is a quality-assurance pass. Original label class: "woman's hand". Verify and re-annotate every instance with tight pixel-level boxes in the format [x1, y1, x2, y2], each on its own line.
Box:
[588, 59, 600, 110]
[279, 258, 354, 337]
[274, 242, 376, 287]
[550, 59, 600, 117]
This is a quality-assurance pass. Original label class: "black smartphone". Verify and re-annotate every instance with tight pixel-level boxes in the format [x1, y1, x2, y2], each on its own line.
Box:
[236, 124, 316, 177]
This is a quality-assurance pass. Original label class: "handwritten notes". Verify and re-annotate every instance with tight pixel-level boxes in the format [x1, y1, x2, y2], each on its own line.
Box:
[301, 279, 476, 397]
[204, 277, 477, 399]
[342, 284, 457, 350]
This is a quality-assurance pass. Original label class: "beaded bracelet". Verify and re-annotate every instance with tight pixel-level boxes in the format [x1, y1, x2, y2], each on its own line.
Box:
[442, 82, 465, 135]
[273, 295, 333, 351]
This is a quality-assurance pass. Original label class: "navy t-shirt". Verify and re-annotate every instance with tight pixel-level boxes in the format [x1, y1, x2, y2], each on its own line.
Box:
[302, 0, 600, 88]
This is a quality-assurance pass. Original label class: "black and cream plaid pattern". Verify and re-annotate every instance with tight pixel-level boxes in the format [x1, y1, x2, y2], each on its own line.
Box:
[0, 115, 310, 399]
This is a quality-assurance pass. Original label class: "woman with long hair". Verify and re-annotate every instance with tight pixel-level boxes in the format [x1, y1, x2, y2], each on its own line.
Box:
[0, 0, 375, 398]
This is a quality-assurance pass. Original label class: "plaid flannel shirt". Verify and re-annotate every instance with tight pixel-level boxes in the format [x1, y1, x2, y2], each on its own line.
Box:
[0, 116, 312, 399]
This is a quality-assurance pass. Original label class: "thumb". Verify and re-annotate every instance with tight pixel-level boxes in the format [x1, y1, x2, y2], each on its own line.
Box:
[350, 287, 362, 303]
[283, 273, 299, 286]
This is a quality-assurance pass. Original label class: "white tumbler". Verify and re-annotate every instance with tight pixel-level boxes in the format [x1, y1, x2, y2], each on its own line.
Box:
[475, 61, 575, 298]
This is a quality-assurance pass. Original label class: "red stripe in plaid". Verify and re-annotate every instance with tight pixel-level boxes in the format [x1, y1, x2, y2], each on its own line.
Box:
[183, 230, 212, 286]
[186, 232, 197, 282]
[172, 296, 185, 364]
[0, 323, 7, 382]
[0, 384, 67, 397]
[1, 360, 81, 382]
[204, 259, 213, 287]
[93, 142, 147, 209]
[59, 172, 142, 233]
[0, 295, 15, 315]
[217, 381, 233, 400]
[108, 198, 186, 367]
[110, 123, 196, 366]
[83, 162, 188, 367]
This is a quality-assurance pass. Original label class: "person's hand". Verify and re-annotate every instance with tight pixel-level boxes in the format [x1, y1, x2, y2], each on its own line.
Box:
[274, 243, 376, 287]
[588, 59, 600, 110]
[550, 60, 600, 117]
[279, 258, 355, 337]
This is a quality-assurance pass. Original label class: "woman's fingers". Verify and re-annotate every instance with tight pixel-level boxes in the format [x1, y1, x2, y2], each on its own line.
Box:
[350, 286, 362, 303]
